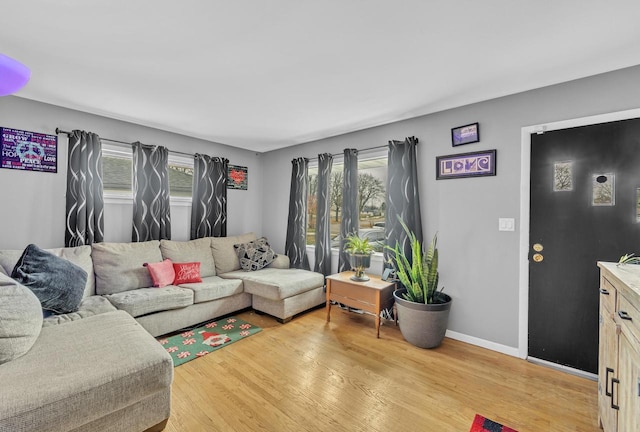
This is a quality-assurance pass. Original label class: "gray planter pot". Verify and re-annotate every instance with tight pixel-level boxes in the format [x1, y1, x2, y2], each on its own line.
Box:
[349, 253, 372, 281]
[393, 288, 452, 349]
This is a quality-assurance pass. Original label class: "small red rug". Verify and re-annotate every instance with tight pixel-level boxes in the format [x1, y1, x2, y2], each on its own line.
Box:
[470, 414, 518, 432]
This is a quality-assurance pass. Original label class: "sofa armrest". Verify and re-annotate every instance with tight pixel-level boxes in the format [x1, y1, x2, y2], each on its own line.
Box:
[268, 255, 290, 269]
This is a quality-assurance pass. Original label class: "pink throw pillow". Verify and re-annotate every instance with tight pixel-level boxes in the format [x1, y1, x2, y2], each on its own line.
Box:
[173, 262, 202, 285]
[144, 259, 175, 288]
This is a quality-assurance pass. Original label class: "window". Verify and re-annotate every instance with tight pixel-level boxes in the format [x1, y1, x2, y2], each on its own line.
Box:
[307, 153, 387, 252]
[102, 144, 193, 200]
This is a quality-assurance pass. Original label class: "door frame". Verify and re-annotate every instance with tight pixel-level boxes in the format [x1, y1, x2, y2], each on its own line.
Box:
[518, 108, 640, 362]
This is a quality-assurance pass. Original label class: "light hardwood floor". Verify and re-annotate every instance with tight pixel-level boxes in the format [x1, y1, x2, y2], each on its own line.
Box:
[165, 307, 599, 432]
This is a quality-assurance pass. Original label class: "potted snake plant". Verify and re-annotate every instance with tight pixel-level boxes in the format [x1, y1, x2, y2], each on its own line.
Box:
[344, 232, 374, 282]
[386, 220, 452, 348]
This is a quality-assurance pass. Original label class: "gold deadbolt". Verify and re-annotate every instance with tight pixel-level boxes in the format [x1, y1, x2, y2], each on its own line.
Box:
[533, 243, 543, 252]
[533, 253, 544, 263]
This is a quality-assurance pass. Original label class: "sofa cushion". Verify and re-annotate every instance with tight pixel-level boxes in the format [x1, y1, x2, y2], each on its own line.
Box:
[211, 232, 257, 274]
[220, 268, 325, 301]
[0, 310, 173, 432]
[0, 273, 43, 365]
[0, 245, 95, 298]
[12, 244, 87, 314]
[104, 287, 194, 317]
[92, 241, 163, 295]
[144, 259, 176, 288]
[43, 296, 118, 327]
[178, 276, 243, 303]
[160, 238, 216, 277]
[234, 237, 277, 271]
[267, 254, 290, 269]
[173, 262, 202, 284]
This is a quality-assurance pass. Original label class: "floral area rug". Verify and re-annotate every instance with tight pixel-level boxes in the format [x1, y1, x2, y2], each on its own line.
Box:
[158, 317, 261, 367]
[470, 414, 518, 432]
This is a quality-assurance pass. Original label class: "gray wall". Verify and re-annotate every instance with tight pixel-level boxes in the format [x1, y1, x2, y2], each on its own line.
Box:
[0, 97, 263, 250]
[2, 65, 639, 349]
[260, 64, 640, 349]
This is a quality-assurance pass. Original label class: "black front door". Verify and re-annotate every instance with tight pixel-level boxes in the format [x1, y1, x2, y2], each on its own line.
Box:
[529, 118, 640, 374]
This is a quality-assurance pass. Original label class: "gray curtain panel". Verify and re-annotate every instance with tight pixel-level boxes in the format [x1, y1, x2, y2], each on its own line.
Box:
[314, 153, 333, 275]
[65, 130, 105, 247]
[191, 154, 228, 239]
[384, 136, 423, 267]
[285, 157, 310, 270]
[338, 148, 359, 272]
[132, 142, 171, 242]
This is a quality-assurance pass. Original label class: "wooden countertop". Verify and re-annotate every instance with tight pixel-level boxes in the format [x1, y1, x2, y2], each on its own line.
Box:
[598, 261, 640, 304]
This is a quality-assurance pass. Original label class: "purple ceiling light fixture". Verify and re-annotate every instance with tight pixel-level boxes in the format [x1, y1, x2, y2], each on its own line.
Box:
[0, 54, 31, 96]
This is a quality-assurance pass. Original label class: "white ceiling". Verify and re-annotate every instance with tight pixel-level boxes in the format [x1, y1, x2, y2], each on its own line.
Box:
[3, 1, 640, 153]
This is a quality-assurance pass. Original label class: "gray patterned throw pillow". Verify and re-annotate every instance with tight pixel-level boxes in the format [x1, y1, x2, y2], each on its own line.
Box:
[233, 237, 277, 271]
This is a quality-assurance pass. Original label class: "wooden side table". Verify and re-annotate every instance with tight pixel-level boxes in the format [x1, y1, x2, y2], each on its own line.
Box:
[325, 271, 395, 338]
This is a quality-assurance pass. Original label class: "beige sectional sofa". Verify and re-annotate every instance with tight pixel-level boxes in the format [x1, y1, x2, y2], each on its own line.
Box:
[0, 232, 325, 432]
[89, 232, 325, 335]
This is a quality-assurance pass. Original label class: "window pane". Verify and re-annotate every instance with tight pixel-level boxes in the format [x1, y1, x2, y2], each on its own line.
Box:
[102, 149, 193, 198]
[307, 167, 318, 246]
[168, 164, 193, 197]
[358, 157, 387, 230]
[102, 155, 132, 195]
[306, 156, 387, 252]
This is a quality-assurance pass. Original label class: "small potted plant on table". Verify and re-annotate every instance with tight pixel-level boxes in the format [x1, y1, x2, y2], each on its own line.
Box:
[344, 232, 374, 282]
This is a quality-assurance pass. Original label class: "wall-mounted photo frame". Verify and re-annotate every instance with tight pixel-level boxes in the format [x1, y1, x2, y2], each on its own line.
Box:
[436, 149, 497, 180]
[227, 164, 248, 190]
[592, 173, 614, 206]
[451, 122, 480, 146]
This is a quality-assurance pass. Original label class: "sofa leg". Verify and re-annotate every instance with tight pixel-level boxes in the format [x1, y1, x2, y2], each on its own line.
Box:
[277, 317, 292, 324]
[143, 418, 169, 432]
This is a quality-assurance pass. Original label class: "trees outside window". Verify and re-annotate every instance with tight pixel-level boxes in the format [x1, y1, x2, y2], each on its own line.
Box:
[306, 155, 387, 249]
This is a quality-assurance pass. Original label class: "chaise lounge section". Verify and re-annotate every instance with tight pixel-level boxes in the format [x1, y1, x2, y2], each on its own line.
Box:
[0, 273, 173, 432]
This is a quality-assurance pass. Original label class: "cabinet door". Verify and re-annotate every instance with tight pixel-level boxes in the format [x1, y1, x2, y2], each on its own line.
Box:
[599, 309, 618, 432]
[618, 331, 640, 431]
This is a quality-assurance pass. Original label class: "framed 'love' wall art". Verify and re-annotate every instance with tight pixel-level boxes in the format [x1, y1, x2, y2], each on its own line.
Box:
[436, 149, 497, 180]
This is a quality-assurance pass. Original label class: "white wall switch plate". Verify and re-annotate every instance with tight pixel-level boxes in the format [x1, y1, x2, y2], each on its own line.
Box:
[498, 218, 515, 231]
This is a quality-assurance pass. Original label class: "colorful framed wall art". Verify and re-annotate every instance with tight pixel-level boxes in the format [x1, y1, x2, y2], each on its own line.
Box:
[0, 127, 57, 173]
[227, 165, 248, 190]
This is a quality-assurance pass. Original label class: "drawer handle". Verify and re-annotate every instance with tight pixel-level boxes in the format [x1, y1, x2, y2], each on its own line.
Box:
[606, 367, 614, 397]
[600, 288, 610, 295]
[612, 378, 620, 410]
[618, 310, 633, 321]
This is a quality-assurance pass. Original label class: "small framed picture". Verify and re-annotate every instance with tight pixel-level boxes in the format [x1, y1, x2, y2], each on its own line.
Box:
[436, 149, 497, 180]
[227, 165, 248, 190]
[451, 122, 480, 146]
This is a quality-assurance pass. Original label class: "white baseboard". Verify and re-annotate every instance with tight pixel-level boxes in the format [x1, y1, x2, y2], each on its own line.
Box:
[527, 357, 598, 381]
[445, 329, 521, 358]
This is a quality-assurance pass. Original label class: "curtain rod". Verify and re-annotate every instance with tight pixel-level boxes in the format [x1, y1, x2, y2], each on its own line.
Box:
[55, 128, 194, 158]
[306, 137, 419, 162]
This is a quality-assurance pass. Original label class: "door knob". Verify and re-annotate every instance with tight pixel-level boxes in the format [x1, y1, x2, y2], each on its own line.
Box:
[533, 253, 544, 263]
